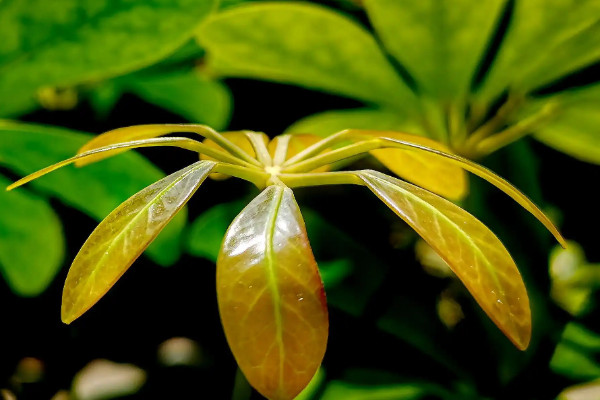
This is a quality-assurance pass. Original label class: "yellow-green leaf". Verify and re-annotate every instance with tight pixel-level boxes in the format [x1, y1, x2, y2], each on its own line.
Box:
[198, 3, 415, 109]
[217, 185, 328, 400]
[358, 170, 531, 350]
[61, 160, 216, 324]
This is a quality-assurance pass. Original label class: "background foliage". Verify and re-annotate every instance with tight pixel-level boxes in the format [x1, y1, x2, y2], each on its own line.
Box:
[0, 0, 599, 399]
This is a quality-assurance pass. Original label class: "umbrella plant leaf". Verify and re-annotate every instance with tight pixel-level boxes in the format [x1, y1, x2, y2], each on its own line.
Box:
[123, 70, 232, 130]
[217, 185, 328, 400]
[61, 160, 216, 324]
[478, 0, 600, 103]
[364, 0, 506, 98]
[358, 170, 531, 350]
[0, 175, 64, 296]
[0, 0, 217, 115]
[0, 122, 185, 265]
[198, 3, 415, 109]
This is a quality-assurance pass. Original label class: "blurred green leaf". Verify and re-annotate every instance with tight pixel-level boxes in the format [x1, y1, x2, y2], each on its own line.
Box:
[296, 368, 326, 400]
[320, 381, 430, 400]
[123, 70, 232, 130]
[0, 0, 217, 117]
[529, 84, 600, 164]
[551, 323, 600, 380]
[0, 175, 64, 296]
[364, 0, 506, 98]
[186, 200, 245, 262]
[478, 0, 600, 103]
[198, 3, 415, 109]
[286, 108, 426, 137]
[0, 121, 184, 266]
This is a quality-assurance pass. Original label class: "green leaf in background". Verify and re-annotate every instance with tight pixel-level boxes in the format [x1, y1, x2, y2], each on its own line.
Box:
[478, 0, 600, 103]
[198, 3, 415, 109]
[320, 381, 429, 400]
[0, 121, 184, 266]
[529, 84, 600, 165]
[122, 70, 232, 130]
[0, 175, 64, 296]
[286, 108, 426, 138]
[0, 0, 217, 117]
[364, 0, 506, 99]
[551, 323, 600, 380]
[557, 380, 600, 400]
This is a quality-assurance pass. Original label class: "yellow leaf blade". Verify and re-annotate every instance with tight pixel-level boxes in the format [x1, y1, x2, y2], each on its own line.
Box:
[217, 185, 328, 400]
[358, 170, 531, 350]
[61, 160, 216, 324]
[359, 130, 468, 200]
[201, 131, 266, 179]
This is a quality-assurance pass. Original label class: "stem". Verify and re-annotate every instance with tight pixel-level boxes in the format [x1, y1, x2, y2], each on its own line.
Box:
[280, 171, 364, 188]
[272, 135, 291, 166]
[466, 94, 522, 146]
[245, 131, 272, 166]
[170, 124, 262, 167]
[474, 102, 559, 157]
[282, 140, 378, 173]
[282, 129, 355, 167]
[213, 163, 269, 188]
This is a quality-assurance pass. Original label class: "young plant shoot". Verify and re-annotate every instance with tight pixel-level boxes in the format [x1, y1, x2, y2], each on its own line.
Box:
[7, 124, 565, 400]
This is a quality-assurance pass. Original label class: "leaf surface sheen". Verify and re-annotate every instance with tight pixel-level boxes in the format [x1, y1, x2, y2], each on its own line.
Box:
[61, 160, 216, 324]
[358, 170, 531, 349]
[217, 185, 328, 400]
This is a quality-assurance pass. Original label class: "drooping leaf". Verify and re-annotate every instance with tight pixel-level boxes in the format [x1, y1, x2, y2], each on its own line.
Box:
[364, 0, 506, 99]
[217, 185, 328, 400]
[477, 0, 600, 103]
[0, 0, 217, 116]
[61, 160, 216, 324]
[0, 122, 184, 265]
[198, 3, 415, 109]
[358, 170, 531, 349]
[551, 323, 600, 380]
[123, 70, 232, 130]
[0, 175, 64, 296]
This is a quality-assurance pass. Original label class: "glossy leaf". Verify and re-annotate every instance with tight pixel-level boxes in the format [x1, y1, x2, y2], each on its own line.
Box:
[123, 70, 232, 130]
[478, 0, 600, 102]
[62, 160, 216, 324]
[0, 175, 64, 296]
[0, 0, 217, 116]
[364, 0, 506, 98]
[0, 122, 183, 265]
[217, 185, 328, 400]
[198, 3, 414, 109]
[358, 170, 531, 349]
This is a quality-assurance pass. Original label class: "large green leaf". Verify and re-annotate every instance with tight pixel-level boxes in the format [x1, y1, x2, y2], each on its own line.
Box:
[478, 0, 600, 103]
[0, 175, 64, 296]
[0, 0, 217, 116]
[364, 0, 506, 99]
[358, 170, 531, 350]
[0, 121, 184, 265]
[62, 161, 215, 324]
[217, 185, 328, 400]
[119, 70, 232, 130]
[198, 3, 414, 109]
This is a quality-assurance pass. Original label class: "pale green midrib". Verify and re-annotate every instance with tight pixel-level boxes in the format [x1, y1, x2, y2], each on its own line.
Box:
[369, 174, 512, 316]
[70, 162, 211, 311]
[264, 186, 285, 393]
